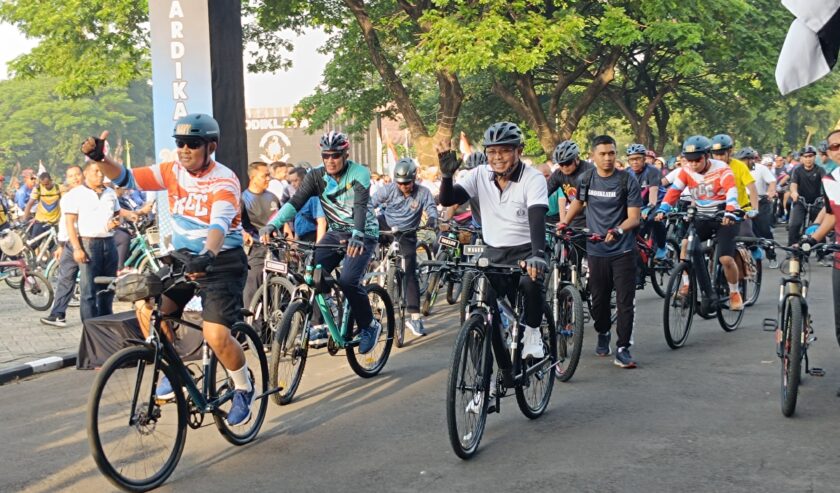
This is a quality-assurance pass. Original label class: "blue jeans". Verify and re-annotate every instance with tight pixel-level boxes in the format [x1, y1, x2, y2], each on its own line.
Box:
[315, 230, 376, 330]
[49, 243, 79, 319]
[79, 237, 118, 322]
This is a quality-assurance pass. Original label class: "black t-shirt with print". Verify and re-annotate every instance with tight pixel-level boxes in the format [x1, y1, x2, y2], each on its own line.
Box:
[583, 170, 643, 257]
[791, 165, 826, 203]
[546, 160, 594, 228]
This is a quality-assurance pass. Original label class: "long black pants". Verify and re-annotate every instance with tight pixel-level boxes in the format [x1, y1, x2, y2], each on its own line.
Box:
[588, 250, 636, 349]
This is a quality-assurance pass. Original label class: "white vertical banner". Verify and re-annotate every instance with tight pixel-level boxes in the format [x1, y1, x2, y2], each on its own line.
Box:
[148, 0, 214, 247]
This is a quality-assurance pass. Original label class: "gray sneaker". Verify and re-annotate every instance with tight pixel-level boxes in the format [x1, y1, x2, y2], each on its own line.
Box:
[358, 320, 383, 354]
[406, 318, 426, 337]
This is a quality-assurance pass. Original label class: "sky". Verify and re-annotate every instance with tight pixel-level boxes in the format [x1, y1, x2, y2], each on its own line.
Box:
[0, 23, 330, 109]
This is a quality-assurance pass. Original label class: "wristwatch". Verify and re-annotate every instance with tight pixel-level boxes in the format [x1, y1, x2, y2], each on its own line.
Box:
[616, 227, 624, 236]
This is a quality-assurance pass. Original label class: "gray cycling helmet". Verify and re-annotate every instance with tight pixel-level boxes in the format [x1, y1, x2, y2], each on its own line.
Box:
[393, 157, 417, 184]
[464, 152, 487, 170]
[734, 147, 756, 160]
[682, 135, 712, 160]
[710, 134, 734, 152]
[319, 131, 350, 152]
[552, 140, 580, 164]
[483, 122, 523, 147]
[173, 113, 220, 142]
[626, 143, 647, 156]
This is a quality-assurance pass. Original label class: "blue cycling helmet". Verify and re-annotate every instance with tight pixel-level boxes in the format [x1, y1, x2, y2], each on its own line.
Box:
[710, 134, 734, 152]
[682, 135, 712, 160]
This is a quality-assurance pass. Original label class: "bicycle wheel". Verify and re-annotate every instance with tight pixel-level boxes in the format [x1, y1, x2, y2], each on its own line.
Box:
[386, 267, 406, 348]
[209, 322, 268, 445]
[3, 249, 32, 289]
[781, 298, 804, 417]
[459, 271, 477, 325]
[516, 303, 556, 419]
[716, 266, 745, 332]
[744, 256, 762, 307]
[87, 346, 187, 492]
[554, 285, 584, 382]
[248, 276, 296, 348]
[270, 301, 309, 405]
[446, 314, 492, 460]
[346, 284, 395, 378]
[446, 278, 463, 305]
[21, 271, 53, 311]
[663, 262, 695, 349]
[650, 239, 679, 298]
[421, 270, 441, 316]
[416, 242, 432, 294]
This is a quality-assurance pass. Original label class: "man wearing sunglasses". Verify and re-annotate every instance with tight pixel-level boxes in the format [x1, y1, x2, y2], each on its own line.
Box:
[259, 131, 383, 354]
[655, 135, 744, 311]
[546, 140, 594, 229]
[788, 145, 826, 246]
[80, 113, 256, 427]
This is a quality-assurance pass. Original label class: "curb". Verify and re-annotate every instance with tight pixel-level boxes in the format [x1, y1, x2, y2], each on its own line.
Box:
[0, 353, 76, 385]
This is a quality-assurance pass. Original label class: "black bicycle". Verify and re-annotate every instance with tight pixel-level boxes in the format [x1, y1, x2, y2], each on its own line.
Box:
[446, 259, 557, 459]
[379, 227, 433, 347]
[87, 251, 272, 491]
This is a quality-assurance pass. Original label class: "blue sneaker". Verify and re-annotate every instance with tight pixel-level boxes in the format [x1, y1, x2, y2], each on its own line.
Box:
[614, 347, 637, 369]
[655, 247, 668, 260]
[358, 320, 382, 354]
[156, 375, 175, 400]
[595, 332, 612, 357]
[226, 387, 255, 426]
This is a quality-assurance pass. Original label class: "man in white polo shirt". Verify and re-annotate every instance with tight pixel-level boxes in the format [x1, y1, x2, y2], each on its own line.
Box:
[438, 122, 549, 363]
[64, 162, 120, 322]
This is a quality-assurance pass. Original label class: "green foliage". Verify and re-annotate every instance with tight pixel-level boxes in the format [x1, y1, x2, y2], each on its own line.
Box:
[0, 77, 154, 174]
[0, 0, 150, 97]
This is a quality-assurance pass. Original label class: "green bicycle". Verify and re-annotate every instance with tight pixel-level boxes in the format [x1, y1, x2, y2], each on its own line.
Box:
[269, 239, 395, 405]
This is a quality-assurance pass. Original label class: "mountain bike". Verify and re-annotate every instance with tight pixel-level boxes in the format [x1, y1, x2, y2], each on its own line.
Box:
[380, 227, 432, 348]
[422, 221, 478, 315]
[87, 252, 272, 492]
[662, 209, 746, 349]
[446, 259, 557, 459]
[0, 241, 53, 310]
[267, 239, 395, 405]
[635, 229, 679, 298]
[247, 240, 298, 350]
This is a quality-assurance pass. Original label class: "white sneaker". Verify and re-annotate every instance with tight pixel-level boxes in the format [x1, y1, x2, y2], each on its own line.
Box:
[465, 385, 497, 414]
[522, 326, 545, 359]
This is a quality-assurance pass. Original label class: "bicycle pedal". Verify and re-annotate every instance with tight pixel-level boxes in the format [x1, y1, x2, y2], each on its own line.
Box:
[808, 367, 825, 377]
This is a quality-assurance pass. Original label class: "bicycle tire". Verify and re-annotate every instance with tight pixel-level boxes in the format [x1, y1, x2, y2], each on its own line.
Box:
[3, 249, 32, 289]
[781, 298, 803, 417]
[459, 271, 477, 325]
[446, 314, 492, 460]
[346, 284, 395, 378]
[516, 303, 556, 419]
[554, 285, 584, 382]
[663, 262, 695, 349]
[650, 239, 679, 298]
[744, 256, 762, 307]
[248, 276, 296, 348]
[21, 271, 53, 311]
[416, 242, 432, 294]
[87, 346, 187, 492]
[421, 270, 441, 316]
[209, 322, 269, 445]
[270, 301, 310, 405]
[387, 267, 406, 348]
[446, 279, 463, 305]
[716, 266, 745, 332]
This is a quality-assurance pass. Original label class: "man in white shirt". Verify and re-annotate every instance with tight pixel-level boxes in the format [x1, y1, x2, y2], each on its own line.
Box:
[64, 162, 120, 322]
[40, 165, 83, 327]
[751, 155, 778, 263]
[267, 161, 290, 204]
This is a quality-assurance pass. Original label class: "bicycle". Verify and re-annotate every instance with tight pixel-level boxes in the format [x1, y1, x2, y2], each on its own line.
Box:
[662, 209, 746, 349]
[0, 231, 53, 310]
[380, 226, 432, 348]
[0, 223, 35, 289]
[267, 239, 395, 405]
[87, 251, 272, 492]
[246, 239, 298, 349]
[422, 221, 482, 316]
[446, 258, 557, 459]
[748, 238, 836, 416]
[121, 218, 162, 274]
[635, 229, 680, 298]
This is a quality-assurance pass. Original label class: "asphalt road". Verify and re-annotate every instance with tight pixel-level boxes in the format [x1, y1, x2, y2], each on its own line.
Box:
[3, 259, 840, 492]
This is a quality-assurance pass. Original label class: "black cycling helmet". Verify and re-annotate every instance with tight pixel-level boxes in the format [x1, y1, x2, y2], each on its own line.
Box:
[319, 131, 351, 152]
[464, 152, 487, 170]
[482, 121, 524, 148]
[626, 143, 647, 156]
[710, 134, 734, 152]
[173, 113, 220, 142]
[393, 157, 417, 184]
[552, 140, 580, 164]
[800, 145, 818, 156]
[734, 147, 756, 160]
[682, 135, 712, 160]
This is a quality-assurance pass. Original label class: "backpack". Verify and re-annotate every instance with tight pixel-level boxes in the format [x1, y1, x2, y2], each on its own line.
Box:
[577, 168, 631, 205]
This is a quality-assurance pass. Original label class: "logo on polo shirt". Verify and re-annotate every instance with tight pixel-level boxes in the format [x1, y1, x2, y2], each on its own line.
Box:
[410, 199, 419, 210]
[516, 207, 526, 217]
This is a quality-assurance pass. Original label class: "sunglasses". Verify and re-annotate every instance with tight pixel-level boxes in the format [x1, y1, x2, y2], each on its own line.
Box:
[321, 152, 344, 160]
[828, 143, 840, 152]
[175, 139, 205, 149]
[557, 160, 576, 167]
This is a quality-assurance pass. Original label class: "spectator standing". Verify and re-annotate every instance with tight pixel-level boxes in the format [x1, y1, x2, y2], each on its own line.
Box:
[15, 169, 36, 213]
[268, 161, 291, 204]
[40, 165, 84, 327]
[64, 163, 120, 322]
[241, 161, 281, 307]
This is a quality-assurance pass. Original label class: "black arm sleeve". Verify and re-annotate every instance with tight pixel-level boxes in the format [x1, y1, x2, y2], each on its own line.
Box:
[438, 176, 470, 207]
[288, 169, 321, 211]
[352, 179, 370, 234]
[528, 205, 548, 258]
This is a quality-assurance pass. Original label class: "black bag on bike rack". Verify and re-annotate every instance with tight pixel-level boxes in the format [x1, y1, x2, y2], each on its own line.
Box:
[115, 272, 164, 302]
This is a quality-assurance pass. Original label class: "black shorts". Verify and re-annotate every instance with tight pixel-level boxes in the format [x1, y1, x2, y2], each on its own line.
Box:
[160, 247, 248, 328]
[694, 220, 737, 259]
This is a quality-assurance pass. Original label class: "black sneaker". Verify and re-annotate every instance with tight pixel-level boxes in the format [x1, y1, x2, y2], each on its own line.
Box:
[614, 347, 637, 368]
[40, 315, 66, 328]
[595, 332, 611, 356]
